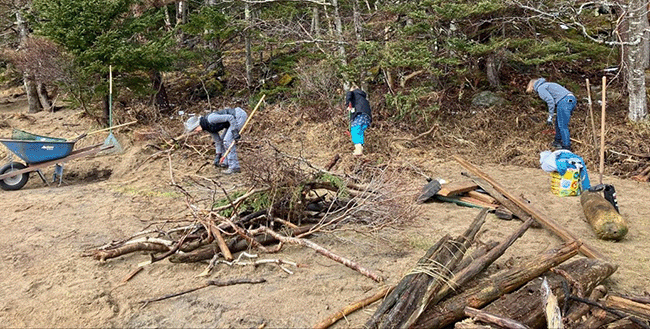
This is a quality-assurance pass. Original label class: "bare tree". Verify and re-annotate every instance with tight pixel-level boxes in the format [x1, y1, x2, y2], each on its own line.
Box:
[621, 0, 649, 121]
[15, 10, 43, 113]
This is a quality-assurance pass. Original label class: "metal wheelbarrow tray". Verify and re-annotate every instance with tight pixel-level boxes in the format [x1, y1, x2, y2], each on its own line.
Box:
[0, 137, 113, 191]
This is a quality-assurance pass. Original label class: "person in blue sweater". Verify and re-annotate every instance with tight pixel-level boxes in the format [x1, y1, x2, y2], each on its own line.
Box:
[345, 85, 372, 156]
[527, 78, 577, 151]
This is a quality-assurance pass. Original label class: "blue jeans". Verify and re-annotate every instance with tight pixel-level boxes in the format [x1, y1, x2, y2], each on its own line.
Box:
[351, 113, 370, 145]
[554, 95, 576, 148]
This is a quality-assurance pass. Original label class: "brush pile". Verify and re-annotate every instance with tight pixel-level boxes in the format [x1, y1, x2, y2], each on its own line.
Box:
[85, 141, 417, 283]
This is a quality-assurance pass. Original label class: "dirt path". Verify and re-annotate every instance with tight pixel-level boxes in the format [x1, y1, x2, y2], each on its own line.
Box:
[1, 98, 649, 328]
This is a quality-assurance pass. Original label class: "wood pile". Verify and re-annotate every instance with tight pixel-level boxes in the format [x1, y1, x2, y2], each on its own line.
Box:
[317, 156, 650, 329]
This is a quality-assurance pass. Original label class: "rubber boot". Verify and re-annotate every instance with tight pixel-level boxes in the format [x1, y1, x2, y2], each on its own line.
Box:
[353, 144, 363, 156]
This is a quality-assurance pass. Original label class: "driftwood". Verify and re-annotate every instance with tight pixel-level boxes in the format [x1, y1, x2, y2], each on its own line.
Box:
[139, 277, 266, 308]
[571, 294, 650, 329]
[408, 217, 536, 328]
[605, 295, 650, 320]
[366, 209, 487, 329]
[313, 286, 392, 329]
[580, 189, 628, 241]
[260, 226, 381, 282]
[454, 155, 606, 260]
[566, 285, 607, 324]
[479, 258, 618, 329]
[413, 241, 581, 328]
[577, 308, 615, 329]
[464, 306, 530, 329]
[92, 242, 170, 261]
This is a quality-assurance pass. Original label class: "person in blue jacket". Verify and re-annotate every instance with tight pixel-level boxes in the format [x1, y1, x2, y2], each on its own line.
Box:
[527, 78, 577, 151]
[345, 85, 372, 156]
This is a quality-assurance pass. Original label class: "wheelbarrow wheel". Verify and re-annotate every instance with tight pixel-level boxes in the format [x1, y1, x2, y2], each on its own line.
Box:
[0, 162, 29, 191]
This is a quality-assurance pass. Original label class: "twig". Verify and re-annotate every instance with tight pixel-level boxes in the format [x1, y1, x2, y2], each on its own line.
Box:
[139, 277, 267, 308]
[260, 226, 381, 282]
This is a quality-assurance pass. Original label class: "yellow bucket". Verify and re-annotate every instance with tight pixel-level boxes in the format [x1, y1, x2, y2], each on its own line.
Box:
[550, 168, 582, 197]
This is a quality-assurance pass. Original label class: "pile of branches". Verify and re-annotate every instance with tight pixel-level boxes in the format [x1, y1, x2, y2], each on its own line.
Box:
[85, 141, 417, 283]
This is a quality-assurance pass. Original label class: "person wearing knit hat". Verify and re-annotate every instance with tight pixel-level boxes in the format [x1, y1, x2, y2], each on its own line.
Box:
[186, 107, 248, 174]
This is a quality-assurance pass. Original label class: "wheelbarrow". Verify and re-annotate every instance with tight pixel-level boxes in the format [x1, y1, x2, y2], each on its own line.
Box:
[0, 129, 114, 191]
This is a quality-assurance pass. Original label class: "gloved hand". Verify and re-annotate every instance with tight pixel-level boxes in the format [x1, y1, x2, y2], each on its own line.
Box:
[546, 115, 554, 126]
[232, 129, 241, 141]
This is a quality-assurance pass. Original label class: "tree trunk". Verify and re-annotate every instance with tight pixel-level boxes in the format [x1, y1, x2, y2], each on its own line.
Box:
[623, 0, 649, 121]
[150, 70, 171, 112]
[331, 0, 348, 88]
[311, 6, 320, 37]
[176, 1, 187, 43]
[37, 82, 52, 112]
[412, 241, 582, 328]
[245, 2, 253, 88]
[16, 11, 41, 113]
[486, 53, 500, 88]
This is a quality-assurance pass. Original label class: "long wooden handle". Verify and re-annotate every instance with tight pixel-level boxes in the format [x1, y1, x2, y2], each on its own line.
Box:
[600, 76, 606, 185]
[68, 120, 138, 142]
[219, 95, 266, 164]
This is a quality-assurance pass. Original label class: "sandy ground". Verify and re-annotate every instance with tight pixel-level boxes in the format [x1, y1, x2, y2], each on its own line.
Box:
[1, 93, 649, 328]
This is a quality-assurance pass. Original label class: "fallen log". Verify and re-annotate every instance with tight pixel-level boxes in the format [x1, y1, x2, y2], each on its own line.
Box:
[580, 189, 628, 241]
[412, 241, 581, 329]
[366, 209, 487, 329]
[478, 258, 618, 329]
[454, 155, 606, 260]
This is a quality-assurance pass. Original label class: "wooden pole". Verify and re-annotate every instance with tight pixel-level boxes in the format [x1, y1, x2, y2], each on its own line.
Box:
[219, 94, 266, 164]
[586, 79, 598, 150]
[453, 155, 606, 260]
[600, 76, 606, 185]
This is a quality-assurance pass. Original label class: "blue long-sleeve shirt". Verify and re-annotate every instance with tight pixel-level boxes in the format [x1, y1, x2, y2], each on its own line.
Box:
[534, 78, 573, 119]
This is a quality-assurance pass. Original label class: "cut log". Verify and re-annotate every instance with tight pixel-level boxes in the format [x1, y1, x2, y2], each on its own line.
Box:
[366, 209, 487, 329]
[412, 241, 582, 329]
[580, 189, 628, 241]
[477, 258, 617, 329]
[454, 155, 607, 260]
[437, 181, 479, 197]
